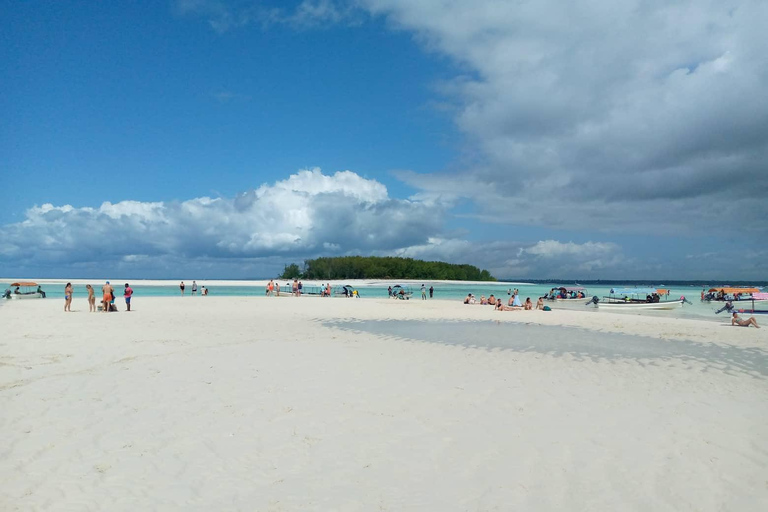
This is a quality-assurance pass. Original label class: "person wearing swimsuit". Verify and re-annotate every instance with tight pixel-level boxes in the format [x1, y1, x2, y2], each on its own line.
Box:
[86, 284, 96, 312]
[102, 281, 114, 313]
[64, 283, 73, 312]
[180, 281, 185, 296]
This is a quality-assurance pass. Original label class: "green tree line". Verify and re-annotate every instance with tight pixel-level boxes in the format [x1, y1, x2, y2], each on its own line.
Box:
[279, 256, 495, 281]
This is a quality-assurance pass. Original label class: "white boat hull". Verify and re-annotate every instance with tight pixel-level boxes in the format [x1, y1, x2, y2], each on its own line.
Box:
[9, 293, 43, 300]
[598, 299, 684, 310]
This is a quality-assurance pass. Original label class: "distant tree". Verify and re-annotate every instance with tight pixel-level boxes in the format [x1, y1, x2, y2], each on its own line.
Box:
[279, 263, 302, 279]
[292, 256, 495, 281]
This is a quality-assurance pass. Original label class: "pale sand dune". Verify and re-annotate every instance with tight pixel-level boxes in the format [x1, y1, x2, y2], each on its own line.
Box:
[1, 297, 766, 511]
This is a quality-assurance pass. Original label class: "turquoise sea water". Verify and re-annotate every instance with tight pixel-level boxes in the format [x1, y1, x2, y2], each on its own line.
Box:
[3, 280, 752, 320]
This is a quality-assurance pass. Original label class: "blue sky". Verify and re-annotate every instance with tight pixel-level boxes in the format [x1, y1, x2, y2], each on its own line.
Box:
[2, 0, 767, 280]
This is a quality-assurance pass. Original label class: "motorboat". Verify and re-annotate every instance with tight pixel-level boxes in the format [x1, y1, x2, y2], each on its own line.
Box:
[390, 285, 413, 300]
[715, 292, 768, 315]
[587, 288, 687, 310]
[701, 287, 766, 304]
[4, 281, 45, 299]
[544, 286, 588, 301]
[333, 285, 360, 298]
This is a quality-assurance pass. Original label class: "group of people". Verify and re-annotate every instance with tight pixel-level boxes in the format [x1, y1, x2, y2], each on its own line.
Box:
[463, 291, 546, 311]
[179, 281, 208, 296]
[63, 281, 133, 312]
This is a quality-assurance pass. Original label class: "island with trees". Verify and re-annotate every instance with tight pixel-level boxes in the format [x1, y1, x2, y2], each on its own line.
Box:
[279, 256, 495, 281]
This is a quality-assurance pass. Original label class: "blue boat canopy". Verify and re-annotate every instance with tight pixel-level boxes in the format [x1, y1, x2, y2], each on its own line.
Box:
[609, 288, 659, 295]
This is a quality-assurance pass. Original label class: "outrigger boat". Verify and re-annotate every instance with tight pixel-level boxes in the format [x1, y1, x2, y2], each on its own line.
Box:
[543, 286, 588, 301]
[586, 288, 688, 310]
[3, 281, 45, 299]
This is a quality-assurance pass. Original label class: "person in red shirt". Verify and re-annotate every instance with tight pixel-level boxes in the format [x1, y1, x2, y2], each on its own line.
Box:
[124, 283, 134, 312]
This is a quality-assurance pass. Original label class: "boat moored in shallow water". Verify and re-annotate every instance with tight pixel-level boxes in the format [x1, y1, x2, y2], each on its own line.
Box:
[544, 286, 588, 301]
[702, 287, 766, 304]
[3, 282, 45, 299]
[587, 288, 687, 310]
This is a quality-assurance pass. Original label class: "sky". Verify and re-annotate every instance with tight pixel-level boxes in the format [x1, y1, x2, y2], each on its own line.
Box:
[1, 0, 767, 280]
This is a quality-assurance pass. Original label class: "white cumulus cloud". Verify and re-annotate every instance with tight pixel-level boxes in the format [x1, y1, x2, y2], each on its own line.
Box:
[0, 168, 447, 276]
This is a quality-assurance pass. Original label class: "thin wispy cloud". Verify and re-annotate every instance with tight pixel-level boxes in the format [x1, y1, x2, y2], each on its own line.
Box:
[176, 0, 362, 32]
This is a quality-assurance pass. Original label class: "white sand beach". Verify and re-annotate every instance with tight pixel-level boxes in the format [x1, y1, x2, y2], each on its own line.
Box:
[1, 296, 766, 511]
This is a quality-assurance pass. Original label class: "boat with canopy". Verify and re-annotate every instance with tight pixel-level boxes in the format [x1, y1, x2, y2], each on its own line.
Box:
[587, 287, 687, 310]
[701, 287, 765, 304]
[543, 286, 588, 301]
[4, 282, 45, 299]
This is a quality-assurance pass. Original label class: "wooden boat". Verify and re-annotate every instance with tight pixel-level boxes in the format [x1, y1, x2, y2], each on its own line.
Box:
[587, 288, 686, 310]
[4, 281, 45, 299]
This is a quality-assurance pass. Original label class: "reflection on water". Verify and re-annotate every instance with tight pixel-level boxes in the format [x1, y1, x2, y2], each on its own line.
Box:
[326, 319, 768, 379]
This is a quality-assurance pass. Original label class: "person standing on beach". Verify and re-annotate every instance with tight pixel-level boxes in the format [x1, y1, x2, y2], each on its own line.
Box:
[180, 281, 185, 296]
[102, 281, 113, 313]
[298, 281, 303, 296]
[429, 286, 434, 298]
[124, 283, 133, 312]
[421, 284, 427, 300]
[64, 282, 73, 312]
[86, 284, 95, 312]
[191, 281, 197, 295]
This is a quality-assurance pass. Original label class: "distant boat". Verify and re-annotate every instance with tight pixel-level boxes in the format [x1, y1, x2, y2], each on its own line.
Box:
[702, 287, 766, 304]
[390, 285, 413, 300]
[587, 288, 686, 310]
[544, 286, 588, 302]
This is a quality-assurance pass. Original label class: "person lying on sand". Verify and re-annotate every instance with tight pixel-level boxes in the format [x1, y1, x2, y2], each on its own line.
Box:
[732, 312, 760, 328]
[496, 298, 521, 311]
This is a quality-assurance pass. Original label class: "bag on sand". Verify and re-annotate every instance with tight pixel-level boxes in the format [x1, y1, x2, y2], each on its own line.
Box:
[543, 306, 551, 311]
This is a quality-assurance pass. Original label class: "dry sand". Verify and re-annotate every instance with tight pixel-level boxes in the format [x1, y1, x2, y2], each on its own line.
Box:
[1, 296, 766, 511]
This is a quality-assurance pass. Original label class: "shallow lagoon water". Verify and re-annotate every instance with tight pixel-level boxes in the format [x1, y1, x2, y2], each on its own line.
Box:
[326, 319, 768, 379]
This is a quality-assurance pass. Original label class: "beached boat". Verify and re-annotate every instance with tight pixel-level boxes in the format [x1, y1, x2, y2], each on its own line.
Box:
[4, 282, 45, 299]
[544, 286, 589, 301]
[587, 288, 686, 310]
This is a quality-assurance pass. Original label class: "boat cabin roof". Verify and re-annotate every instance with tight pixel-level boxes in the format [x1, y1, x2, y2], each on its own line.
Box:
[11, 282, 38, 287]
[553, 286, 586, 292]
